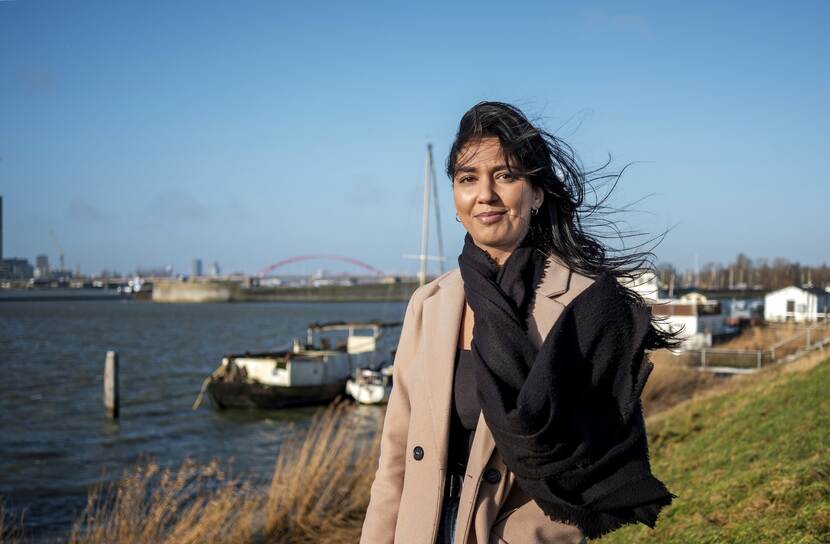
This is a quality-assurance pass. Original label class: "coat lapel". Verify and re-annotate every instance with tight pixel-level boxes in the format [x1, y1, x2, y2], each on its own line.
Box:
[527, 253, 571, 347]
[422, 271, 465, 466]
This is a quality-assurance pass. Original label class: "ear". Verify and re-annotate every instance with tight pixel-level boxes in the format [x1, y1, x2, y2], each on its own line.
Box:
[532, 186, 544, 208]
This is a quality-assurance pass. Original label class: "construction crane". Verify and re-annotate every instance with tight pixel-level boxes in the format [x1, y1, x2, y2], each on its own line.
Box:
[50, 229, 65, 272]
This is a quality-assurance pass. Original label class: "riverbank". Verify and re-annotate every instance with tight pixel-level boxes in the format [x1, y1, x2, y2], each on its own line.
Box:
[598, 353, 830, 542]
[6, 355, 827, 543]
[0, 288, 127, 302]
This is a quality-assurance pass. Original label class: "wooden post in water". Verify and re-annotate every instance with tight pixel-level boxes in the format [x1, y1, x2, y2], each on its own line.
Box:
[104, 351, 119, 419]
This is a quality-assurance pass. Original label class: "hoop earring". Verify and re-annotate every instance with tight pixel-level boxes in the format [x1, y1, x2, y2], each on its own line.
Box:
[531, 207, 539, 216]
[455, 215, 462, 223]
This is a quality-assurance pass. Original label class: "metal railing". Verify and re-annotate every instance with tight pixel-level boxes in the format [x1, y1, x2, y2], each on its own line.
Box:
[684, 320, 830, 374]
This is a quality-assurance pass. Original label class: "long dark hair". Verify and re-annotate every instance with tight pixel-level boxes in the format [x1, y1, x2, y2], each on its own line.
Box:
[447, 101, 681, 349]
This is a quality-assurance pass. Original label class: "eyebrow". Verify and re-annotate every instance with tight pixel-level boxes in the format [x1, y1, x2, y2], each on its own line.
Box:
[455, 164, 512, 174]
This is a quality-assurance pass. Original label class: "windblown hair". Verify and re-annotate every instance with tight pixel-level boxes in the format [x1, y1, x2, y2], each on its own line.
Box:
[447, 101, 681, 350]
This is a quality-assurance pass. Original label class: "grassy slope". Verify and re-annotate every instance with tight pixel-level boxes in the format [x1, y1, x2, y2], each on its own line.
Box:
[598, 357, 830, 544]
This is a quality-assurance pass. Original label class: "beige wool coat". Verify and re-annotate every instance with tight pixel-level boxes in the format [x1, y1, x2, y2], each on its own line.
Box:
[361, 255, 595, 544]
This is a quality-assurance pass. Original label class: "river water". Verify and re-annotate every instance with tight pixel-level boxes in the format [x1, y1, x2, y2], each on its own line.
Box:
[0, 299, 406, 541]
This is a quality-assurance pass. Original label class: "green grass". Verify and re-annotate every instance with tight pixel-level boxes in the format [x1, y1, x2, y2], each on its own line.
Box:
[598, 358, 830, 544]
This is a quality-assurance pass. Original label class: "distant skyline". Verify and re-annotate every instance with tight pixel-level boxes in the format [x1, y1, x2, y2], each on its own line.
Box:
[1, 1, 828, 276]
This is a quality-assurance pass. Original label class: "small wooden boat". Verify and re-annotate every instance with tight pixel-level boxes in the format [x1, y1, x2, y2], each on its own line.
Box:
[196, 321, 400, 410]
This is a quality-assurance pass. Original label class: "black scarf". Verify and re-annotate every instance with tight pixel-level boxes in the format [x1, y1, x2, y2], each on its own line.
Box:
[458, 233, 674, 539]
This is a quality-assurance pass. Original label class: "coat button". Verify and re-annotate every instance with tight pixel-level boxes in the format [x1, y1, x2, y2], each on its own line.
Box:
[483, 468, 501, 484]
[413, 446, 424, 461]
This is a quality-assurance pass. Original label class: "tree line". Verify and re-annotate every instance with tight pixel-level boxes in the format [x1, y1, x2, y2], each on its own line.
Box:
[655, 254, 830, 291]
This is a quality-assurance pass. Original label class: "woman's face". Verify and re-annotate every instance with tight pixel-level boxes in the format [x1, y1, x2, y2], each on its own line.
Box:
[452, 137, 543, 264]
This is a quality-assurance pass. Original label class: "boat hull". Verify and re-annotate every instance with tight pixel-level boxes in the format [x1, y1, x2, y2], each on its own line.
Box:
[346, 380, 391, 405]
[207, 380, 345, 410]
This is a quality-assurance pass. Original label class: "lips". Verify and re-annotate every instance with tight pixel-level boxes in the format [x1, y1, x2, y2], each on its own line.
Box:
[474, 210, 507, 224]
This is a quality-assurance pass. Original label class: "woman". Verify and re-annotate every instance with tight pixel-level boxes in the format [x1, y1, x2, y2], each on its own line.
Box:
[361, 102, 679, 544]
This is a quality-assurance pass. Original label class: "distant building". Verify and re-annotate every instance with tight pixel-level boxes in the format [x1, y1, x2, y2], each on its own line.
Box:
[192, 258, 203, 277]
[648, 292, 728, 350]
[720, 297, 765, 325]
[35, 254, 50, 278]
[764, 286, 830, 322]
[0, 258, 34, 280]
[208, 260, 221, 277]
[679, 291, 708, 304]
[618, 270, 660, 302]
[135, 265, 175, 278]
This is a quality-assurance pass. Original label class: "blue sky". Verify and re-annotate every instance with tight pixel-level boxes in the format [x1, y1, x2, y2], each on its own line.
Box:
[1, 1, 827, 276]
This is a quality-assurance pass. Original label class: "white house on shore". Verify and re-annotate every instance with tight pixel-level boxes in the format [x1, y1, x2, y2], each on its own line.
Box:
[618, 270, 660, 302]
[618, 272, 728, 350]
[648, 292, 729, 350]
[764, 285, 830, 322]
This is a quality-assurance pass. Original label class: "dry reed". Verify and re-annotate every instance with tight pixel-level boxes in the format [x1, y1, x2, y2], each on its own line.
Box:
[68, 458, 262, 544]
[0, 501, 25, 544]
[719, 322, 822, 350]
[60, 399, 380, 544]
[640, 349, 719, 417]
[263, 399, 380, 544]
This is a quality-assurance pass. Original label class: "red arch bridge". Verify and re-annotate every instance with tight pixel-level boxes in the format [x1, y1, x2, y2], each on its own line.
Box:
[257, 254, 386, 277]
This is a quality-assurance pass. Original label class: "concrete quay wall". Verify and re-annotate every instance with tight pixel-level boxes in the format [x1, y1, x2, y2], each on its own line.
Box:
[150, 281, 421, 303]
[152, 281, 241, 303]
[239, 282, 420, 302]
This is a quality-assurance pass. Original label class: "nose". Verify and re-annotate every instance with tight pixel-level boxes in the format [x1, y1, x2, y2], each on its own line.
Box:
[476, 176, 498, 204]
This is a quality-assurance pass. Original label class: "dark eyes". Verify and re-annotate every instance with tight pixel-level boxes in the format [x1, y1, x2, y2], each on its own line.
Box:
[455, 172, 514, 184]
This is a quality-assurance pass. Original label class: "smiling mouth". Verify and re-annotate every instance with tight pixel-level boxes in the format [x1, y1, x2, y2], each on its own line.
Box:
[474, 210, 507, 224]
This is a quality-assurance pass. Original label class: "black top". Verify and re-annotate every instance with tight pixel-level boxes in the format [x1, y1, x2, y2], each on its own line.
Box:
[447, 348, 480, 476]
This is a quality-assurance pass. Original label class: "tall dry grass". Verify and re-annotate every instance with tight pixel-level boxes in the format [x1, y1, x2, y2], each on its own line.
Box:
[67, 459, 263, 544]
[641, 349, 719, 417]
[718, 323, 794, 350]
[1, 502, 25, 544]
[63, 399, 380, 544]
[263, 399, 380, 544]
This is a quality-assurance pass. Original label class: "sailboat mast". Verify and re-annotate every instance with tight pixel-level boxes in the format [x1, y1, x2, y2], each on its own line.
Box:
[429, 145, 445, 274]
[418, 144, 432, 287]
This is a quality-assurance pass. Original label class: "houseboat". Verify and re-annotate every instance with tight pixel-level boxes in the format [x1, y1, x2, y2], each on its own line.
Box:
[200, 321, 400, 410]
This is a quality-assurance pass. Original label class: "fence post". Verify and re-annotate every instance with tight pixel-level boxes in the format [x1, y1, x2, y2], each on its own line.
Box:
[701, 349, 707, 369]
[104, 351, 119, 419]
[757, 350, 762, 369]
[806, 327, 811, 348]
